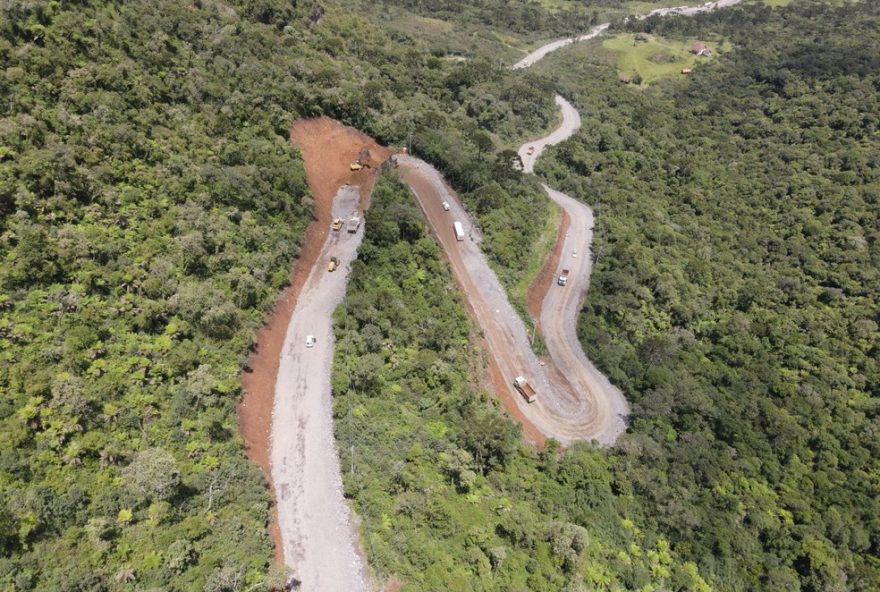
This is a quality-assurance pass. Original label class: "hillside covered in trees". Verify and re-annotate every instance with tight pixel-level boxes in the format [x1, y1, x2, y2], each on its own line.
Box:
[0, 0, 584, 588]
[534, 1, 880, 589]
[334, 1, 879, 591]
[1, 0, 878, 590]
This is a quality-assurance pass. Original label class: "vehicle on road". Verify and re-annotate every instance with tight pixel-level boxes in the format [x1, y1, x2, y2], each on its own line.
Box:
[347, 216, 361, 233]
[328, 256, 338, 272]
[442, 201, 450, 211]
[572, 249, 577, 257]
[331, 218, 343, 231]
[557, 269, 570, 286]
[453, 221, 465, 241]
[513, 376, 537, 403]
[527, 145, 535, 155]
[305, 335, 316, 348]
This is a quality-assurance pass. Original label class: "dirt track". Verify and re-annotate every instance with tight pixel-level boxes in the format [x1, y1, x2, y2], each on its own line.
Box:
[239, 119, 386, 561]
[398, 156, 627, 445]
[271, 186, 368, 591]
[242, 0, 750, 579]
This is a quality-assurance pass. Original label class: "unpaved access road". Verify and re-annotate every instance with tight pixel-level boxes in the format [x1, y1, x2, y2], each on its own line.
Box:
[398, 156, 627, 445]
[263, 0, 749, 583]
[519, 95, 630, 445]
[271, 185, 369, 591]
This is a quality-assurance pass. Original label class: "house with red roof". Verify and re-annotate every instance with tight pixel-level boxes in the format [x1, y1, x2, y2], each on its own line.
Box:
[690, 42, 711, 56]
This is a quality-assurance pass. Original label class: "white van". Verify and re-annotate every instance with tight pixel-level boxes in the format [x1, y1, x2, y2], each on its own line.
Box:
[453, 221, 465, 241]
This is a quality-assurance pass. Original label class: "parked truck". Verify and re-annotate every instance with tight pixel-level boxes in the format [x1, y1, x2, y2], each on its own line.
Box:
[557, 269, 570, 286]
[513, 376, 537, 403]
[347, 216, 361, 233]
[453, 221, 465, 241]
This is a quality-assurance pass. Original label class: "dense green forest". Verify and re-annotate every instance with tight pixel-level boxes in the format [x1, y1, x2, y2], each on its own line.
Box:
[0, 0, 570, 588]
[532, 0, 880, 589]
[0, 1, 317, 588]
[334, 1, 880, 591]
[2, 0, 878, 590]
[333, 172, 716, 591]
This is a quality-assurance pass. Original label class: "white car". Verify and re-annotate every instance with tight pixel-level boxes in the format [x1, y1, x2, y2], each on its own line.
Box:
[442, 201, 450, 211]
[572, 249, 578, 258]
[305, 335, 316, 348]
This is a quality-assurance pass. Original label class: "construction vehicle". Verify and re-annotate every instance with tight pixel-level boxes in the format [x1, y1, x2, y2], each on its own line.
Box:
[328, 256, 339, 272]
[557, 269, 570, 286]
[350, 148, 372, 171]
[331, 218, 343, 231]
[513, 376, 537, 403]
[453, 221, 465, 241]
[347, 216, 361, 233]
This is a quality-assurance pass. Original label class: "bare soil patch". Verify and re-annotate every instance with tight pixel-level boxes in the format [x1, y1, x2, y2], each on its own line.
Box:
[238, 117, 390, 563]
[527, 208, 570, 325]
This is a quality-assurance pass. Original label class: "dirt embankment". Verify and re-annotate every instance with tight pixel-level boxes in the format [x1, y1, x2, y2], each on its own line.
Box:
[237, 117, 390, 562]
[527, 208, 570, 325]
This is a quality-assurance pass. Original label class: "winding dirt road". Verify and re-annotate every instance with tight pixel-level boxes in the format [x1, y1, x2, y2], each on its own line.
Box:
[398, 156, 628, 445]
[262, 0, 749, 586]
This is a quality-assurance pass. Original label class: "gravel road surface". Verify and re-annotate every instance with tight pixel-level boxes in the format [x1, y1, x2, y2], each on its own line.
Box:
[398, 156, 625, 444]
[519, 94, 630, 445]
[518, 95, 580, 174]
[271, 185, 369, 591]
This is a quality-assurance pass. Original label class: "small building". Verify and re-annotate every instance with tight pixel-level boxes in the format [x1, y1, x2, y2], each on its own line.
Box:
[681, 68, 693, 75]
[635, 32, 650, 43]
[690, 42, 711, 56]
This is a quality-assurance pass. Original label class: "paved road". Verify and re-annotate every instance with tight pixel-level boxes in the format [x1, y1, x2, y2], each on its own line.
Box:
[271, 186, 369, 591]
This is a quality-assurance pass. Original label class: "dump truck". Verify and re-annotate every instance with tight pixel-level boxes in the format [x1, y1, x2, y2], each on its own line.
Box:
[347, 216, 361, 233]
[331, 218, 344, 231]
[327, 256, 338, 272]
[557, 269, 570, 286]
[453, 221, 465, 241]
[513, 376, 537, 403]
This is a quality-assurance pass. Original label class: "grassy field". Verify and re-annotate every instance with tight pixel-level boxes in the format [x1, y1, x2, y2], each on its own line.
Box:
[602, 33, 725, 85]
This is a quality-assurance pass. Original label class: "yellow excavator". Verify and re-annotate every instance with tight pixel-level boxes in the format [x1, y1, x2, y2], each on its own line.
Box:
[350, 148, 371, 171]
